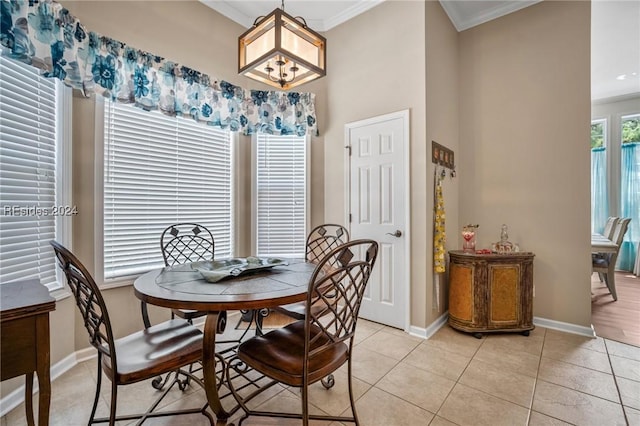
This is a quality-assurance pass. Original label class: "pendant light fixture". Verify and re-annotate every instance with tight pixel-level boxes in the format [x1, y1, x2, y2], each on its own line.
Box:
[238, 0, 326, 90]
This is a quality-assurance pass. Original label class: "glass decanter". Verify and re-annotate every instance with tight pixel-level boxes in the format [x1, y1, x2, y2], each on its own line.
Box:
[495, 224, 514, 254]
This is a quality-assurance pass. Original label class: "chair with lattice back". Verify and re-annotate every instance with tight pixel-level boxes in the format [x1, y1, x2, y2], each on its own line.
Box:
[140, 223, 215, 329]
[227, 239, 378, 426]
[273, 224, 350, 321]
[50, 240, 211, 425]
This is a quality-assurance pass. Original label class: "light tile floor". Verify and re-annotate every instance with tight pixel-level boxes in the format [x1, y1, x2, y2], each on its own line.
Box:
[2, 319, 639, 426]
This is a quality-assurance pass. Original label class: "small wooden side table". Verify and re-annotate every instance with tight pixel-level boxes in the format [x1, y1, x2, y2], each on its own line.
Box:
[448, 250, 535, 338]
[1, 279, 56, 426]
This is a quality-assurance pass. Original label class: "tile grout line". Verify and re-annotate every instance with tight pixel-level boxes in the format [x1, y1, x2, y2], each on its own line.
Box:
[604, 338, 630, 426]
[428, 333, 487, 424]
[525, 329, 573, 426]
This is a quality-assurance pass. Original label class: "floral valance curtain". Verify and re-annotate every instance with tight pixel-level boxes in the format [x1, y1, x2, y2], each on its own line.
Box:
[0, 0, 318, 136]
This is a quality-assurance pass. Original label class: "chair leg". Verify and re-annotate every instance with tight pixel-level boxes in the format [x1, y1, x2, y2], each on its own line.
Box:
[321, 374, 335, 389]
[302, 379, 309, 426]
[347, 358, 360, 426]
[606, 268, 618, 301]
[109, 380, 118, 426]
[89, 355, 102, 425]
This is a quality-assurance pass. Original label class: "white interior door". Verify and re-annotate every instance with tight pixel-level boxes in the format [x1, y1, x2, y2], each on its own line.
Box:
[346, 110, 409, 330]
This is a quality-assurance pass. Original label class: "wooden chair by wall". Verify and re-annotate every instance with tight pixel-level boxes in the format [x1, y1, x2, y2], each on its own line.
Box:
[226, 239, 378, 426]
[592, 218, 631, 301]
[594, 217, 620, 281]
[50, 241, 211, 425]
[603, 217, 620, 239]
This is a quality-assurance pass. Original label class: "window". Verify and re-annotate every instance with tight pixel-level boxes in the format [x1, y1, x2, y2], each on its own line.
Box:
[252, 134, 309, 257]
[101, 100, 234, 280]
[591, 118, 608, 233]
[590, 110, 640, 272]
[0, 55, 71, 290]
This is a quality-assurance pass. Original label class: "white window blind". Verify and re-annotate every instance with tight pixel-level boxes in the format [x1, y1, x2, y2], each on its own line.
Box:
[103, 100, 233, 279]
[254, 134, 308, 257]
[0, 56, 61, 289]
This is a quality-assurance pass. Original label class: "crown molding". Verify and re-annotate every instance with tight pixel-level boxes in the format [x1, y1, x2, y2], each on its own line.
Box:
[320, 0, 385, 31]
[200, 0, 255, 29]
[440, 0, 542, 32]
[200, 0, 386, 32]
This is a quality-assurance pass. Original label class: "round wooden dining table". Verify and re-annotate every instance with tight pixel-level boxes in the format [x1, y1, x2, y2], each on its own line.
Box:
[133, 258, 315, 425]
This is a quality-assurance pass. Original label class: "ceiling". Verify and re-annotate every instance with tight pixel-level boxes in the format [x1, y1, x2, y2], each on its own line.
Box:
[201, 0, 640, 101]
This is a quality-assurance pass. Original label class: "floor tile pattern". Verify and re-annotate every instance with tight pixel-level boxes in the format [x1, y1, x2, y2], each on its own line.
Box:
[2, 317, 640, 426]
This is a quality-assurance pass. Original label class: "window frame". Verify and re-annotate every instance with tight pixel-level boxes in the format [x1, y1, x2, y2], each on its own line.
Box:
[94, 97, 238, 288]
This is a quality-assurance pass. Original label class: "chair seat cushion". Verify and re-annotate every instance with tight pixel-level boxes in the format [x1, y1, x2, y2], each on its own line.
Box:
[102, 319, 203, 384]
[237, 320, 348, 387]
[592, 257, 610, 268]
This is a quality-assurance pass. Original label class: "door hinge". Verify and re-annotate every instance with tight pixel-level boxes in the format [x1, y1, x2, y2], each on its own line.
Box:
[345, 145, 351, 156]
[349, 213, 352, 223]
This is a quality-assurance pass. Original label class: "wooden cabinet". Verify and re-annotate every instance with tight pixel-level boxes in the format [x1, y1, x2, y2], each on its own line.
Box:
[448, 251, 534, 337]
[1, 279, 56, 426]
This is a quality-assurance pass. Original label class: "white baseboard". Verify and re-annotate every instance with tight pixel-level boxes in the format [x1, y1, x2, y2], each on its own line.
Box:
[408, 312, 448, 339]
[75, 346, 98, 364]
[407, 312, 596, 340]
[533, 316, 596, 338]
[0, 349, 97, 417]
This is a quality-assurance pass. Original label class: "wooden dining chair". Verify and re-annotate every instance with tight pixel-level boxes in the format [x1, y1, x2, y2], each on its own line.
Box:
[50, 241, 212, 425]
[593, 217, 620, 282]
[226, 239, 378, 426]
[602, 217, 620, 240]
[592, 218, 631, 301]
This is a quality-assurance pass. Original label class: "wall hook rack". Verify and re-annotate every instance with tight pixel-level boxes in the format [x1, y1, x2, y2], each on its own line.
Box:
[431, 141, 455, 171]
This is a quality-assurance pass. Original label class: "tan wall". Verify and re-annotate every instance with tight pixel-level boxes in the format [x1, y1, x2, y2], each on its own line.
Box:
[458, 1, 592, 326]
[425, 1, 460, 324]
[324, 1, 428, 328]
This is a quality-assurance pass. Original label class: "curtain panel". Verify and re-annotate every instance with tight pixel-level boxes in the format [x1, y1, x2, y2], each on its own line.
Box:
[618, 142, 639, 271]
[0, 0, 318, 136]
[590, 147, 608, 234]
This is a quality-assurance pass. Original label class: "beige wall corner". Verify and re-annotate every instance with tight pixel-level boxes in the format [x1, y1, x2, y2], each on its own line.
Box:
[426, 0, 460, 326]
[458, 1, 592, 326]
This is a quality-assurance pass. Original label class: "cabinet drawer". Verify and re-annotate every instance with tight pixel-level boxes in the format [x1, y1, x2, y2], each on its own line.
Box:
[1, 316, 37, 380]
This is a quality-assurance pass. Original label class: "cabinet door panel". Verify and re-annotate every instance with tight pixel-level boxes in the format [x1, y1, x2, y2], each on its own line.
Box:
[449, 264, 474, 322]
[489, 265, 520, 325]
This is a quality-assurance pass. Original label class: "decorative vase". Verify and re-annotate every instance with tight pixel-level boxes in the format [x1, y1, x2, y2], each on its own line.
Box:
[462, 225, 478, 253]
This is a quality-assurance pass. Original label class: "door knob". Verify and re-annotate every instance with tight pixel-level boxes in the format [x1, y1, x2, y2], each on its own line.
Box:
[386, 230, 402, 238]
